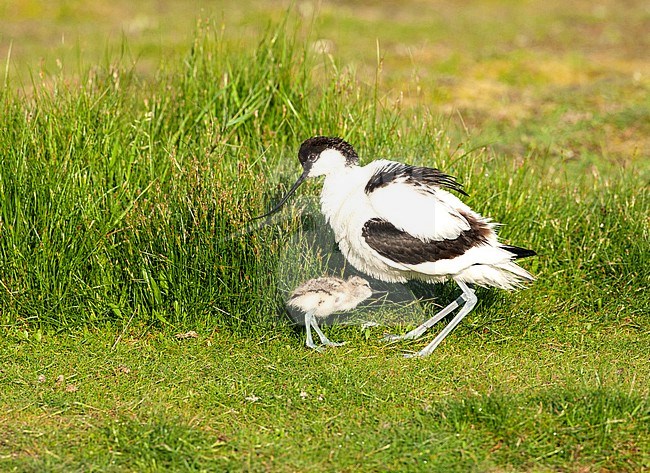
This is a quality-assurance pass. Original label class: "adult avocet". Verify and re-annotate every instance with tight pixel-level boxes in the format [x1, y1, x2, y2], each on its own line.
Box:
[258, 136, 536, 357]
[287, 276, 373, 351]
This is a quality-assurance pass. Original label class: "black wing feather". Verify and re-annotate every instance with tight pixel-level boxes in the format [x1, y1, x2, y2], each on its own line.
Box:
[365, 162, 468, 196]
[362, 218, 488, 265]
[500, 245, 537, 259]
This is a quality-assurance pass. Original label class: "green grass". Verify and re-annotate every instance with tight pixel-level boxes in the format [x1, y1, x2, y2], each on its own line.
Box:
[2, 328, 648, 471]
[1, 2, 649, 471]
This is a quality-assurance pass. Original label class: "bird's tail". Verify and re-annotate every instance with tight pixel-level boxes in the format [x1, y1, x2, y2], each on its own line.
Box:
[496, 261, 535, 287]
[457, 261, 535, 290]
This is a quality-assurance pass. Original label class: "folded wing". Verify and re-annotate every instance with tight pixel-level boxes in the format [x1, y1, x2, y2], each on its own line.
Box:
[364, 160, 473, 241]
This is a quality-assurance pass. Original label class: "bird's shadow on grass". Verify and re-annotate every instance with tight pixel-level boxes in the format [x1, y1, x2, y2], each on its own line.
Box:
[268, 198, 513, 338]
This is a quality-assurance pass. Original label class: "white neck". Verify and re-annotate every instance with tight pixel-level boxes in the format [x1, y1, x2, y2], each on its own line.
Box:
[319, 165, 367, 224]
[308, 149, 349, 177]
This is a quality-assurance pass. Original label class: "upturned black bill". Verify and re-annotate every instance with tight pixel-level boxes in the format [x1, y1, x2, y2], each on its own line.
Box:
[253, 167, 310, 220]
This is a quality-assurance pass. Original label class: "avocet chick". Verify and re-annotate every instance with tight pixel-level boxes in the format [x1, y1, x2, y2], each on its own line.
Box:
[287, 276, 373, 351]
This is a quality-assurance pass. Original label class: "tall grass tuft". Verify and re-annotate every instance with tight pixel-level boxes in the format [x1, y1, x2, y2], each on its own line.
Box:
[0, 19, 405, 330]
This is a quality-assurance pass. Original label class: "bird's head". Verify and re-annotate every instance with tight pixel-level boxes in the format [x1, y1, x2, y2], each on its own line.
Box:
[254, 136, 359, 219]
[298, 136, 359, 177]
[347, 276, 373, 300]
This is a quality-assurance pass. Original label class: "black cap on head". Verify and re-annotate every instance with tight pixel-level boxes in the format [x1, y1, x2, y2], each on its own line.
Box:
[298, 136, 359, 167]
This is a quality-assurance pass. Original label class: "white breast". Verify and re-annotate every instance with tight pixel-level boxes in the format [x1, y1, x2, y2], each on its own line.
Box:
[319, 167, 412, 283]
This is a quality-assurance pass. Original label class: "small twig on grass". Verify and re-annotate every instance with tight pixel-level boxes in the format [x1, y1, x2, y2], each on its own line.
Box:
[175, 331, 199, 340]
[112, 309, 136, 350]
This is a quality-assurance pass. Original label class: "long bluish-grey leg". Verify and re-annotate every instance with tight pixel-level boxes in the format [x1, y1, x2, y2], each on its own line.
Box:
[383, 294, 465, 342]
[406, 280, 477, 358]
[311, 318, 346, 347]
[305, 312, 323, 351]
